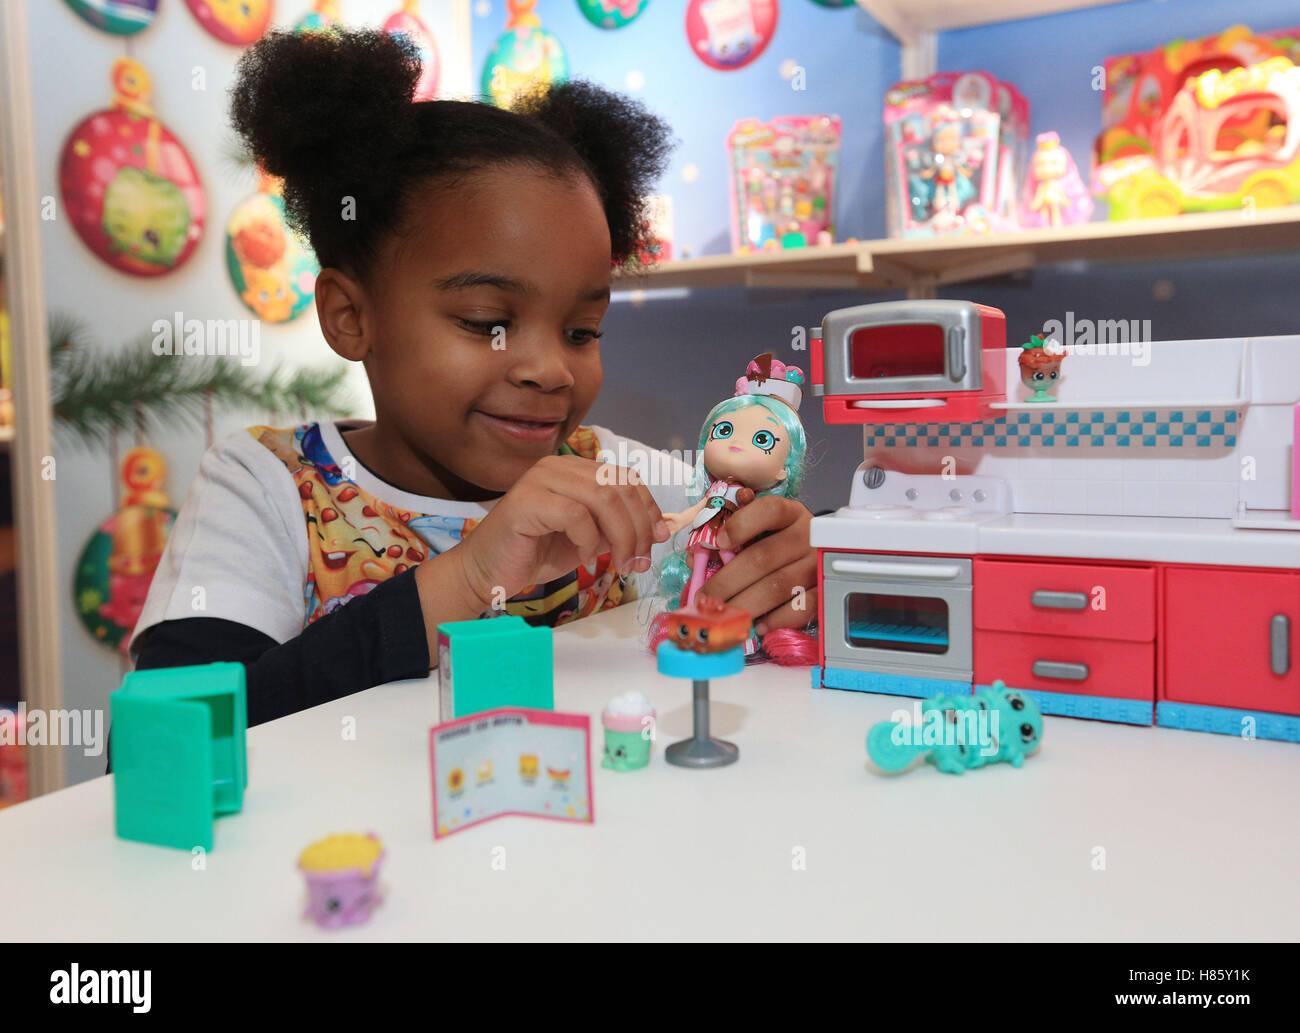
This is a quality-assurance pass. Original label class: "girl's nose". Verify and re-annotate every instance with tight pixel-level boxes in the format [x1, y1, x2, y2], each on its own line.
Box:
[506, 336, 577, 392]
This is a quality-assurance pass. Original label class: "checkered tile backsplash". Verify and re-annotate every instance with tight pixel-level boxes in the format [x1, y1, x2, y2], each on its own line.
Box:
[862, 408, 1242, 450]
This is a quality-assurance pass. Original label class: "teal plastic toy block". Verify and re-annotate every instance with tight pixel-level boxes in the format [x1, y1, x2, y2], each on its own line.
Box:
[110, 662, 248, 851]
[436, 616, 553, 720]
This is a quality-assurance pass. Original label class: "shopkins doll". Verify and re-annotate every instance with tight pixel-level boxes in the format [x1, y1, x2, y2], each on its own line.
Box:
[1018, 335, 1066, 402]
[866, 680, 1044, 776]
[1021, 132, 1093, 228]
[653, 354, 816, 665]
[921, 121, 973, 219]
[298, 832, 385, 929]
[602, 691, 656, 771]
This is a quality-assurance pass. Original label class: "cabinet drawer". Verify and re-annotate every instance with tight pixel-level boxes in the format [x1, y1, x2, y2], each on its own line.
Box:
[974, 558, 1155, 642]
[974, 629, 1154, 700]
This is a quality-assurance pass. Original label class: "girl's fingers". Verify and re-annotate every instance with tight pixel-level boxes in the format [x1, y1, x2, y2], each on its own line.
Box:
[753, 586, 819, 636]
[532, 493, 606, 567]
[705, 552, 817, 625]
[699, 519, 812, 602]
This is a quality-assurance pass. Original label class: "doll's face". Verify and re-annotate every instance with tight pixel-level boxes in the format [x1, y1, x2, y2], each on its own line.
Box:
[932, 125, 961, 155]
[1033, 148, 1067, 181]
[1020, 361, 1062, 391]
[702, 405, 791, 490]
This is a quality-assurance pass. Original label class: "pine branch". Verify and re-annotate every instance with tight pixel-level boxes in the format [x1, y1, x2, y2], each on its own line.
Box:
[50, 317, 355, 451]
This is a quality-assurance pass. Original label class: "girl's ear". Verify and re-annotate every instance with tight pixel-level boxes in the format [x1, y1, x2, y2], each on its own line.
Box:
[316, 268, 370, 362]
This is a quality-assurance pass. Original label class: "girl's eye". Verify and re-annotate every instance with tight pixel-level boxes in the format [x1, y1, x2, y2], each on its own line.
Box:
[566, 328, 603, 345]
[457, 318, 509, 336]
[752, 430, 777, 452]
[710, 421, 734, 440]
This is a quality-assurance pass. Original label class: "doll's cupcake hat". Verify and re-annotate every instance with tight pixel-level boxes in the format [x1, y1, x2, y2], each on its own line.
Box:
[735, 352, 805, 412]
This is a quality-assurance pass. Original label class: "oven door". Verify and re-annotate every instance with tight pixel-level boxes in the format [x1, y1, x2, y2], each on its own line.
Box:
[820, 300, 986, 398]
[822, 553, 972, 677]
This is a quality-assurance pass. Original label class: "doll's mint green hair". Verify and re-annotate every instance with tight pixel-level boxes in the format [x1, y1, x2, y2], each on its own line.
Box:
[659, 395, 807, 607]
[686, 394, 807, 503]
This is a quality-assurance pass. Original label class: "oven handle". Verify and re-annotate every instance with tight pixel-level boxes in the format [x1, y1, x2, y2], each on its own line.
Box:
[1031, 590, 1088, 611]
[828, 559, 966, 581]
[848, 398, 949, 410]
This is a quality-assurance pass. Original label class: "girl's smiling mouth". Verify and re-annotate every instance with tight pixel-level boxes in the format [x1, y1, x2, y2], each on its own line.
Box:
[474, 410, 566, 443]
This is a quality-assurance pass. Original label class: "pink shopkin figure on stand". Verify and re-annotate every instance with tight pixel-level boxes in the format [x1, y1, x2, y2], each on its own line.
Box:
[1021, 131, 1093, 228]
[653, 353, 816, 664]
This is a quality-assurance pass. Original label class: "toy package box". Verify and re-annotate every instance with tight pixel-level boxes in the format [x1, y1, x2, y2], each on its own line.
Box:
[1093, 23, 1300, 219]
[884, 71, 1029, 238]
[726, 115, 842, 252]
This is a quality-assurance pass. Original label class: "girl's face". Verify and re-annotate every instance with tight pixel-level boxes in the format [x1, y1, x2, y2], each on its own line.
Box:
[349, 166, 611, 497]
[702, 404, 791, 491]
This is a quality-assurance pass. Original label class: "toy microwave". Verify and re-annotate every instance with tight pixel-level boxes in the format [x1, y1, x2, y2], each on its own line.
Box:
[810, 300, 1007, 423]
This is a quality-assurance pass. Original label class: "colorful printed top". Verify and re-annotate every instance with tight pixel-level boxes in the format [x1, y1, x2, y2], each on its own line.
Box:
[129, 420, 689, 722]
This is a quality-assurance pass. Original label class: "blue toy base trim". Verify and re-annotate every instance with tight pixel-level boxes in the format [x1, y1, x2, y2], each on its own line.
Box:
[656, 642, 744, 679]
[977, 684, 1152, 725]
[821, 666, 971, 699]
[1156, 701, 1300, 744]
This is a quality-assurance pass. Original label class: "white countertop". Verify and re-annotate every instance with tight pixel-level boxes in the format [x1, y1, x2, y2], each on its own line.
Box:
[813, 510, 1300, 568]
[2, 604, 1298, 941]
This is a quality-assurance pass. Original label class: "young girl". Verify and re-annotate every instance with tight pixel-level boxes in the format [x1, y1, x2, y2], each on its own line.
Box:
[128, 29, 817, 727]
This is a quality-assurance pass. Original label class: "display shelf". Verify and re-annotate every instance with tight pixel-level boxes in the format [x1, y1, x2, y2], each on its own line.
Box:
[855, 0, 1135, 43]
[613, 208, 1300, 292]
[991, 399, 1247, 412]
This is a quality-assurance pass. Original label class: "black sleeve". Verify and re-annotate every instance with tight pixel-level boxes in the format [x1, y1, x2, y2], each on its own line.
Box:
[130, 565, 432, 728]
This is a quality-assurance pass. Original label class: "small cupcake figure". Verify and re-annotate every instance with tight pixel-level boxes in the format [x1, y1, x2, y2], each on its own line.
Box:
[1018, 335, 1066, 403]
[602, 691, 656, 771]
[298, 832, 385, 929]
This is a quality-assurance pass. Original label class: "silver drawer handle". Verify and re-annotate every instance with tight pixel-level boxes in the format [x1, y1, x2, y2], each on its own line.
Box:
[947, 326, 967, 381]
[1032, 660, 1089, 681]
[829, 560, 965, 580]
[1271, 614, 1290, 676]
[1031, 590, 1087, 611]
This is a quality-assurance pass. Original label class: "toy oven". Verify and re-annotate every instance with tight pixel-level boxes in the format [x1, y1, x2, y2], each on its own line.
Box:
[810, 300, 1007, 423]
[821, 553, 973, 682]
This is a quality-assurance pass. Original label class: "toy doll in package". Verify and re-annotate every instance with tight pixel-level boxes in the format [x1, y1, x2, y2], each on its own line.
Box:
[884, 71, 1026, 238]
[726, 116, 842, 252]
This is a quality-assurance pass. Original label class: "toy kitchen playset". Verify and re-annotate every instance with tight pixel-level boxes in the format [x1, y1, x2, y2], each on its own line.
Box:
[807, 301, 1300, 743]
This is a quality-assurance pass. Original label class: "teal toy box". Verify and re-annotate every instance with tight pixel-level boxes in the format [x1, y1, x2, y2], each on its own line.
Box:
[436, 616, 553, 720]
[110, 662, 248, 851]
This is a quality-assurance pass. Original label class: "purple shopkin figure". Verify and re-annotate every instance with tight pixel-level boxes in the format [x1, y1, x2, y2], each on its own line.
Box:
[297, 832, 386, 929]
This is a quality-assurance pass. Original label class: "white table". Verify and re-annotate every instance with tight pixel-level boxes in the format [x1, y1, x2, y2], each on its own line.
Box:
[2, 605, 1297, 941]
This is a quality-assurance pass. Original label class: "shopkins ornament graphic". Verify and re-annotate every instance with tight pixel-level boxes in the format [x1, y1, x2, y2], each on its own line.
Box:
[384, 1, 440, 100]
[295, 0, 340, 35]
[226, 170, 319, 323]
[184, 0, 272, 46]
[482, 0, 569, 109]
[59, 59, 205, 277]
[577, 0, 650, 30]
[686, 0, 778, 72]
[63, 0, 158, 36]
[74, 447, 176, 656]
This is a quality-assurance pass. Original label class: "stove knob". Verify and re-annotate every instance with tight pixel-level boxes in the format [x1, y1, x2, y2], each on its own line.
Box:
[905, 488, 918, 501]
[949, 489, 963, 502]
[973, 489, 987, 503]
[862, 466, 887, 490]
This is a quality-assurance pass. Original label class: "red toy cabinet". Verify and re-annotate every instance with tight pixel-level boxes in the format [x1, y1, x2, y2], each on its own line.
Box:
[973, 557, 1157, 724]
[811, 300, 1007, 424]
[1161, 566, 1300, 716]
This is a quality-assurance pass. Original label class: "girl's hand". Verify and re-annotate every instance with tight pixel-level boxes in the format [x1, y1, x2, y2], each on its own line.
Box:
[453, 454, 670, 610]
[702, 495, 817, 634]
